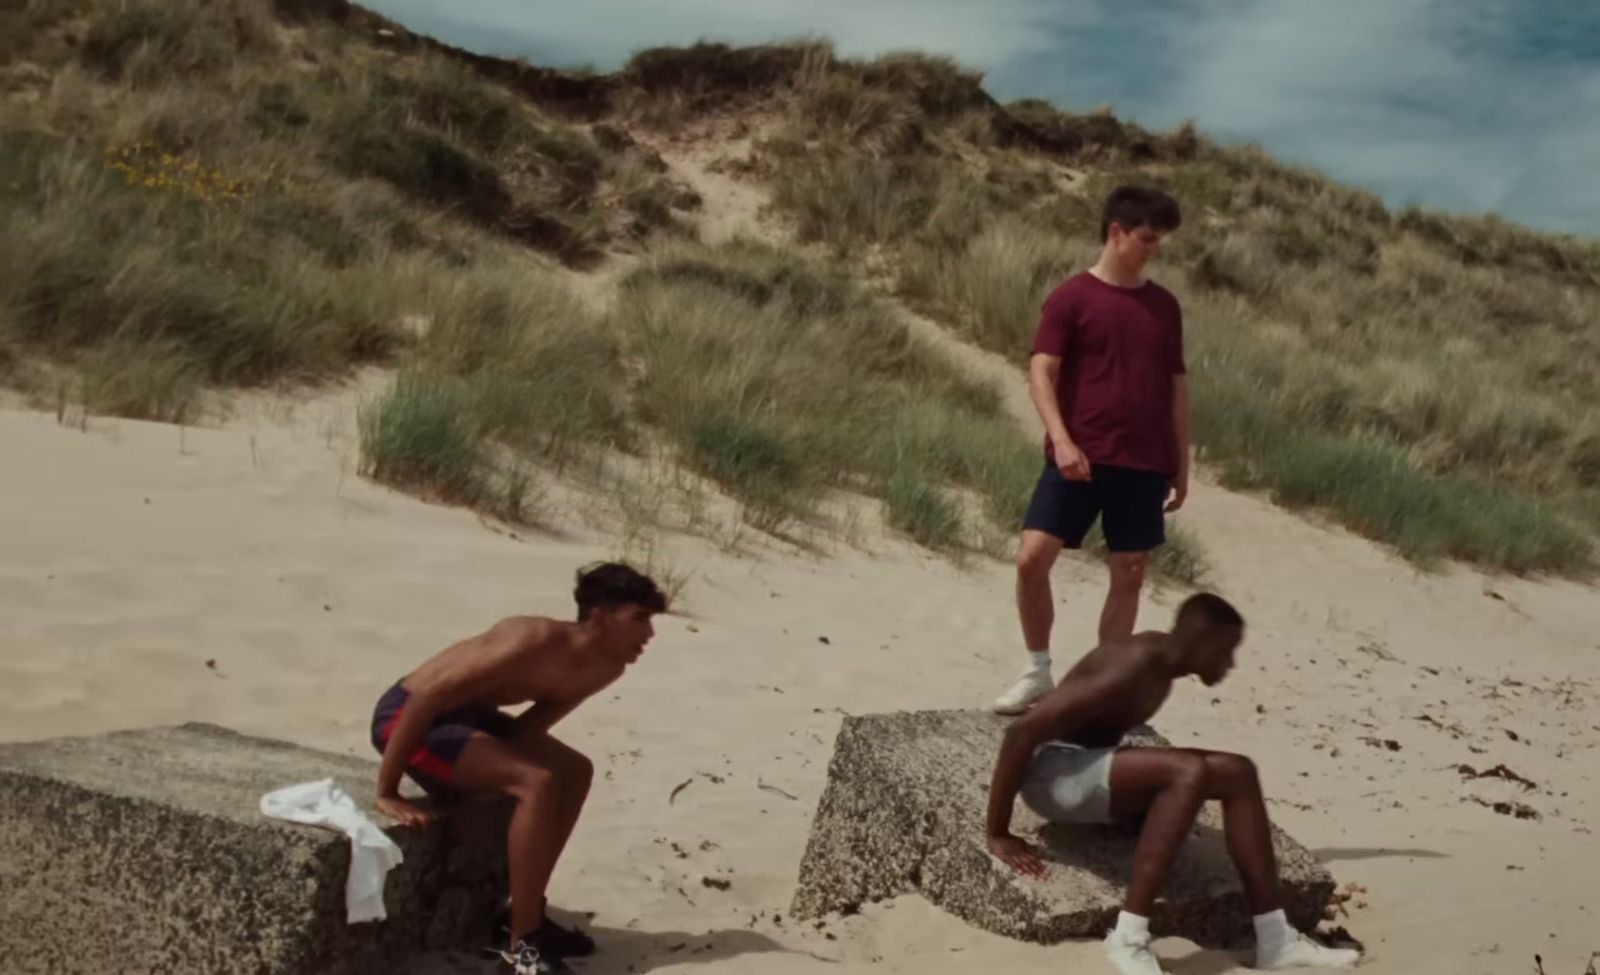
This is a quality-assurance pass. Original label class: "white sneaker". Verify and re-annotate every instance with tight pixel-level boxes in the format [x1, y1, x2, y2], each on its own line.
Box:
[992, 666, 1053, 714]
[1255, 929, 1361, 970]
[1104, 930, 1168, 975]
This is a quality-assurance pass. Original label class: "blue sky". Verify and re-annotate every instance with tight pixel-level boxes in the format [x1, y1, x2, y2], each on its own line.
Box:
[364, 0, 1600, 238]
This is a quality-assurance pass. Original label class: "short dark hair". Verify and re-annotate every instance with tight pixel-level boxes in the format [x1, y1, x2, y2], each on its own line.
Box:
[1101, 185, 1182, 242]
[574, 561, 667, 620]
[1175, 592, 1244, 631]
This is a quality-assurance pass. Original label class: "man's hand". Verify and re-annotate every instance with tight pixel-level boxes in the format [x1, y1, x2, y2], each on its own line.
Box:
[376, 794, 435, 828]
[1165, 472, 1189, 512]
[1055, 442, 1091, 481]
[987, 833, 1047, 878]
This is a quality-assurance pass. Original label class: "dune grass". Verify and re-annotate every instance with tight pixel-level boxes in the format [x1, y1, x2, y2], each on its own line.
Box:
[0, 127, 409, 420]
[1185, 306, 1592, 572]
[356, 262, 628, 524]
[610, 241, 1044, 548]
[75, 0, 282, 86]
[359, 372, 505, 513]
[751, 53, 1598, 573]
[1, 0, 696, 420]
[351, 242, 1102, 560]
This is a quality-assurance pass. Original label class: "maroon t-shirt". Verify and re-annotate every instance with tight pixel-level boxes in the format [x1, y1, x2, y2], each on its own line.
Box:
[1031, 271, 1186, 476]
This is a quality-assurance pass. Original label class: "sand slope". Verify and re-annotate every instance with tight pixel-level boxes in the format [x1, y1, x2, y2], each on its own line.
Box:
[3, 380, 1598, 975]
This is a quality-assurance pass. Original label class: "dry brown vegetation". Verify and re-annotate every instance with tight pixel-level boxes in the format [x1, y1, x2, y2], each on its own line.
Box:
[1, 0, 698, 420]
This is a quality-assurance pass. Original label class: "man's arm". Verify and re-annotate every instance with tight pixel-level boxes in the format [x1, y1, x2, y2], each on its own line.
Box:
[985, 664, 1130, 843]
[985, 657, 1143, 875]
[509, 665, 621, 739]
[1029, 354, 1089, 480]
[373, 692, 452, 826]
[512, 698, 584, 738]
[1167, 374, 1190, 512]
[1165, 297, 1189, 511]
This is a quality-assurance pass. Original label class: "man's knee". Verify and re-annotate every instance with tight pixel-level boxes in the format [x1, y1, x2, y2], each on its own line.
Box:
[1166, 752, 1208, 793]
[564, 749, 595, 789]
[541, 741, 594, 793]
[1017, 538, 1058, 581]
[508, 763, 556, 802]
[1108, 555, 1149, 591]
[1203, 752, 1259, 794]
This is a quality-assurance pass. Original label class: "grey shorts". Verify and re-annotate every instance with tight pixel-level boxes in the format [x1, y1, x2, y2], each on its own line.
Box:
[1020, 742, 1117, 825]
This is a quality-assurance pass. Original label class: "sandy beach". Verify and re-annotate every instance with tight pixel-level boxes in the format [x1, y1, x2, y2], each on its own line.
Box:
[3, 378, 1598, 975]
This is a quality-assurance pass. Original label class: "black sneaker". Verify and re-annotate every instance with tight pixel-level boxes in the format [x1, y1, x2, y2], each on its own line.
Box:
[494, 903, 597, 958]
[536, 916, 596, 958]
[486, 937, 570, 974]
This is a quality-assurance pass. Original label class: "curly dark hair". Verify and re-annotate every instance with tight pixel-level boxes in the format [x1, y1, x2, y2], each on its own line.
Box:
[574, 561, 668, 620]
[1100, 184, 1182, 242]
[1175, 591, 1244, 631]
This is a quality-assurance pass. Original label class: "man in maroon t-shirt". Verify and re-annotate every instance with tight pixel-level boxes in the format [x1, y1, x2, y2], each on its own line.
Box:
[994, 186, 1190, 716]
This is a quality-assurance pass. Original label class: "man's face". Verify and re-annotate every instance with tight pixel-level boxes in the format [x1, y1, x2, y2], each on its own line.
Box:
[595, 604, 656, 663]
[1194, 626, 1242, 686]
[1110, 223, 1167, 269]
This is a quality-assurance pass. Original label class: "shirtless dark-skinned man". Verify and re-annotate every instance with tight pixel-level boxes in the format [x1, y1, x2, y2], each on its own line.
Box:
[370, 562, 667, 974]
[985, 593, 1361, 974]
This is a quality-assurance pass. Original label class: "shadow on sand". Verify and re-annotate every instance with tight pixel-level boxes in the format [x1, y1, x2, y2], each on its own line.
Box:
[411, 923, 808, 974]
[1162, 945, 1247, 975]
[1311, 846, 1448, 862]
[573, 921, 815, 973]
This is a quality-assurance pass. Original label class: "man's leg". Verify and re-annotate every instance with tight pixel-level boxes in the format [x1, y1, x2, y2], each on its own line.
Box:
[1106, 748, 1211, 914]
[1108, 748, 1279, 914]
[506, 727, 594, 891]
[1185, 751, 1360, 969]
[1099, 550, 1150, 643]
[996, 462, 1097, 714]
[994, 529, 1066, 714]
[1098, 466, 1166, 644]
[1088, 747, 1210, 975]
[1017, 529, 1064, 651]
[447, 734, 590, 951]
[1107, 748, 1359, 971]
[1191, 750, 1278, 913]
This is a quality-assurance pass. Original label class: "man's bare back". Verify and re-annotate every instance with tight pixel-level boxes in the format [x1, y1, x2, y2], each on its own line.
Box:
[402, 616, 627, 715]
[1046, 634, 1177, 749]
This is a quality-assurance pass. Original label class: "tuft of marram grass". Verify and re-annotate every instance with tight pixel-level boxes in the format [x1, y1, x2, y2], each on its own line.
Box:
[357, 260, 629, 522]
[610, 239, 1096, 553]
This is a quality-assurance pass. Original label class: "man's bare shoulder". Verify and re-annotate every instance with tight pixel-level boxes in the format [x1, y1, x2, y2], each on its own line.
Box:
[1065, 635, 1161, 680]
[1125, 631, 1170, 663]
[454, 615, 566, 665]
[485, 614, 564, 642]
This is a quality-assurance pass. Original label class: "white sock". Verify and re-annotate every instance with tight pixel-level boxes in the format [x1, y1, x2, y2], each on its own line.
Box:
[1113, 910, 1150, 941]
[1027, 650, 1051, 672]
[1253, 908, 1291, 949]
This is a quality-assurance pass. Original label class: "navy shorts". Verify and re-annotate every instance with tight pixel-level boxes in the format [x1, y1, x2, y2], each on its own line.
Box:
[370, 681, 518, 795]
[1023, 462, 1169, 553]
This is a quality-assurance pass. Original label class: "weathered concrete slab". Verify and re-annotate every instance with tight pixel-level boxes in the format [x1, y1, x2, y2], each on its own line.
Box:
[0, 722, 509, 975]
[791, 710, 1335, 947]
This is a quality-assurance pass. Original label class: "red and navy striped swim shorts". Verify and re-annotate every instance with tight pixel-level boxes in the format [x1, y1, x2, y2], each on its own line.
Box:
[369, 680, 517, 795]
